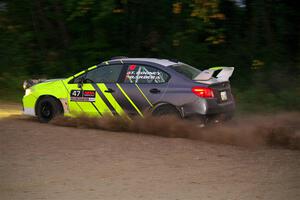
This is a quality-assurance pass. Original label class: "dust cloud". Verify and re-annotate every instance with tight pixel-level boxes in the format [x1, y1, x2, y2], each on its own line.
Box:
[52, 112, 300, 150]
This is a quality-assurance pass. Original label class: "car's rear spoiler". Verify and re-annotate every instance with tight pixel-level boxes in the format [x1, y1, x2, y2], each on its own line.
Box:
[194, 66, 234, 82]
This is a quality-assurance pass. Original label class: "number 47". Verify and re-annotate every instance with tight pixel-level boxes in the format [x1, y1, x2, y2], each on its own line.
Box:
[72, 90, 81, 97]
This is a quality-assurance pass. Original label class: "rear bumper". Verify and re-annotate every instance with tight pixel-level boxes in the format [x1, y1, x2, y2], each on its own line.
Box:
[205, 99, 235, 114]
[181, 97, 235, 117]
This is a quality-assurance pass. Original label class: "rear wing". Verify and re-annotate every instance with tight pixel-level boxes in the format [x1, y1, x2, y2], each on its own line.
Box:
[194, 66, 234, 82]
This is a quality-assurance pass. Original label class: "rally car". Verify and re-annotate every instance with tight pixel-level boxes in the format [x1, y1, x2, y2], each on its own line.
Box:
[22, 57, 235, 123]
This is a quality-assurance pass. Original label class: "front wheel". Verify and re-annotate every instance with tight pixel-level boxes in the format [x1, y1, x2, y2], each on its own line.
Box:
[36, 96, 63, 123]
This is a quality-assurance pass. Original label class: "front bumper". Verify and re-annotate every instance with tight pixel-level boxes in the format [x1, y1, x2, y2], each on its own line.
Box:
[22, 92, 37, 116]
[23, 107, 35, 116]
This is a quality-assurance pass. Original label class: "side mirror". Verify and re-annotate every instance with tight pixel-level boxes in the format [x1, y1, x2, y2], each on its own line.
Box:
[78, 82, 82, 89]
[77, 78, 84, 89]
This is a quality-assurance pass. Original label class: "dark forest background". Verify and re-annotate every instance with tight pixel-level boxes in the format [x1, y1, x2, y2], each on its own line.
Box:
[0, 0, 299, 112]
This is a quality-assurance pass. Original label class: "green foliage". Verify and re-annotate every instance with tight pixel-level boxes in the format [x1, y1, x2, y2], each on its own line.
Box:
[0, 73, 26, 102]
[0, 0, 299, 111]
[235, 86, 300, 113]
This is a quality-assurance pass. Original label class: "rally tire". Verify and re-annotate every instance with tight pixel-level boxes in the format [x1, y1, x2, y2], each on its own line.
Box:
[152, 104, 181, 118]
[223, 112, 234, 121]
[36, 96, 63, 123]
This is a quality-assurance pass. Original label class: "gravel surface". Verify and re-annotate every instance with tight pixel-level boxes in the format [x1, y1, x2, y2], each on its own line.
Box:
[0, 104, 300, 200]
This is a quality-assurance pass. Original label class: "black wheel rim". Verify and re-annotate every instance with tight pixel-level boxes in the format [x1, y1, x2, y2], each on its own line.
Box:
[41, 102, 53, 119]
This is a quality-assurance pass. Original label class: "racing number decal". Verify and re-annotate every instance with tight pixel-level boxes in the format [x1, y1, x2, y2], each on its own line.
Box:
[72, 90, 81, 97]
[70, 90, 96, 102]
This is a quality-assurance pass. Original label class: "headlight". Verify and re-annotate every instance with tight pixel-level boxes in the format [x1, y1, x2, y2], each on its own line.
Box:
[23, 79, 45, 90]
[25, 88, 34, 95]
[23, 80, 34, 90]
[23, 80, 29, 90]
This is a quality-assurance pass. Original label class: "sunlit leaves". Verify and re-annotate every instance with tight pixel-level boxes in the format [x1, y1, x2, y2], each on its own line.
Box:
[173, 0, 226, 45]
[190, 0, 224, 21]
[251, 59, 265, 70]
[172, 2, 182, 14]
[67, 0, 95, 20]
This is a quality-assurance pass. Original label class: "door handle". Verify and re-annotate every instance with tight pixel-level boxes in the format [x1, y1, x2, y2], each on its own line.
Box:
[150, 88, 161, 94]
[105, 88, 115, 93]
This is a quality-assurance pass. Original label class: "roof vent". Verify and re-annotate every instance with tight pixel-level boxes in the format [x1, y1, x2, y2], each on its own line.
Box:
[168, 58, 179, 63]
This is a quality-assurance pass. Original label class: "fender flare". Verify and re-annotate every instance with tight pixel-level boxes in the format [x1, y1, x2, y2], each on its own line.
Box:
[150, 102, 183, 117]
[35, 95, 64, 115]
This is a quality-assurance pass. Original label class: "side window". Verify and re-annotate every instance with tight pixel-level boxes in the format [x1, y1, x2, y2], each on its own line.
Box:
[124, 64, 169, 84]
[74, 65, 123, 83]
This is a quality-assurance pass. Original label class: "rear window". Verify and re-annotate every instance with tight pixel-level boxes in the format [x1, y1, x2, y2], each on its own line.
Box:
[170, 64, 201, 80]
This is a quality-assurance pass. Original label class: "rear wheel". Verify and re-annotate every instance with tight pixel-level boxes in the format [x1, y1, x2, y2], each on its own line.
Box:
[210, 112, 234, 123]
[152, 105, 181, 118]
[36, 96, 63, 123]
[223, 112, 234, 121]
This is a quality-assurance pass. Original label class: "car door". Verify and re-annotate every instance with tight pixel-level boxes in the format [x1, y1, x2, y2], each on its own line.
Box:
[66, 64, 125, 117]
[116, 63, 170, 117]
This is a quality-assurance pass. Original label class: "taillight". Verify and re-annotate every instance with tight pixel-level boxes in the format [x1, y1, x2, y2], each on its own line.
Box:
[192, 86, 214, 98]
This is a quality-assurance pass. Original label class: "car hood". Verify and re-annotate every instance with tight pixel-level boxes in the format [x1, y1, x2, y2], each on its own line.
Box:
[43, 78, 65, 83]
[23, 78, 66, 89]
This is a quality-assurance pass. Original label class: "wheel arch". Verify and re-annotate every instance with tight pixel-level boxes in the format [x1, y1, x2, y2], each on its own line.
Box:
[151, 102, 183, 117]
[35, 95, 64, 115]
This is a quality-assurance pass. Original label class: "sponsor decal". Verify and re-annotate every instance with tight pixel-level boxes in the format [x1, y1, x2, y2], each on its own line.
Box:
[129, 64, 136, 71]
[70, 90, 96, 102]
[126, 71, 162, 81]
[125, 65, 166, 84]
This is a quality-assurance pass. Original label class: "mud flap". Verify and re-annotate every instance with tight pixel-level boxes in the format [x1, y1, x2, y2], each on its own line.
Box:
[59, 98, 70, 114]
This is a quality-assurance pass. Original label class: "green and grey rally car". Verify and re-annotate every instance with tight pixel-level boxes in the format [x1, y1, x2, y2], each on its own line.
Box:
[22, 57, 235, 123]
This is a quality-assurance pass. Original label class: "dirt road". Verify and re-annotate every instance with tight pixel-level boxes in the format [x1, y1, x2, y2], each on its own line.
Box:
[1, 104, 300, 200]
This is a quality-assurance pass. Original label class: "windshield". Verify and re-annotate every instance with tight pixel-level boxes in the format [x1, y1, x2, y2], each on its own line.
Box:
[170, 64, 201, 80]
